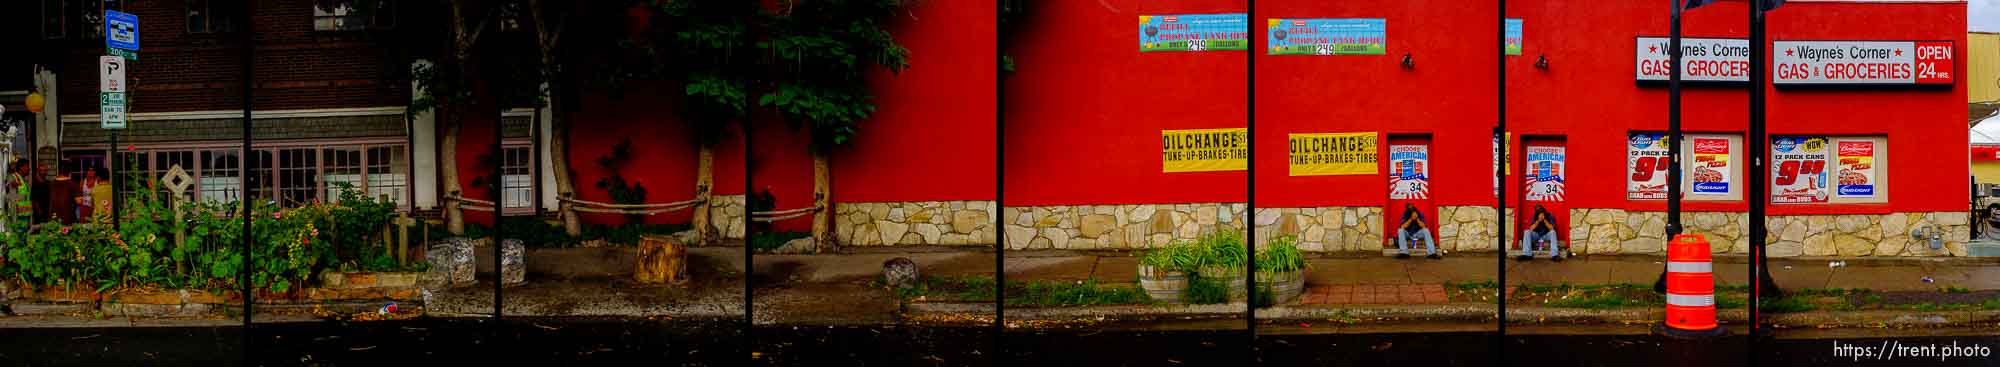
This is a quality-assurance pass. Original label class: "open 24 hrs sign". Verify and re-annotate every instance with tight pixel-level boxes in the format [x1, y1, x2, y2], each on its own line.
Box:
[1773, 40, 1953, 86]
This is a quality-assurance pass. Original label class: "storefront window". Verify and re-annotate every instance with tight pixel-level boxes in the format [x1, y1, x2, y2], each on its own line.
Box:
[1626, 132, 1744, 202]
[314, 0, 395, 31]
[1770, 136, 1888, 205]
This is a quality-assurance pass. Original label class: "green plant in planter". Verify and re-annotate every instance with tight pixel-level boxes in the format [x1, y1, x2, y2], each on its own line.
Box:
[1256, 235, 1306, 275]
[1197, 231, 1247, 272]
[1139, 240, 1202, 274]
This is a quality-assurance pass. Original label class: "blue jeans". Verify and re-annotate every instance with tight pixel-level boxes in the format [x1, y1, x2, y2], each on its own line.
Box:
[1398, 228, 1436, 255]
[1521, 230, 1563, 257]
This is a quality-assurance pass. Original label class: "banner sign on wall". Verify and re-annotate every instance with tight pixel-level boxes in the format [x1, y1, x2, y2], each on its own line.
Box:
[1836, 141, 1877, 197]
[1771, 136, 1830, 204]
[1162, 128, 1248, 173]
[1389, 144, 1431, 199]
[1627, 133, 1670, 200]
[1141, 14, 1250, 52]
[1505, 19, 1523, 56]
[1692, 137, 1732, 194]
[1636, 37, 1751, 82]
[1267, 18, 1385, 56]
[1288, 132, 1377, 176]
[1773, 40, 1954, 85]
[1524, 146, 1566, 202]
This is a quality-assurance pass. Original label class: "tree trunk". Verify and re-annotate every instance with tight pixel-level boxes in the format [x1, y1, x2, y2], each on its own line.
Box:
[441, 120, 465, 235]
[811, 147, 832, 253]
[547, 84, 581, 236]
[690, 143, 716, 245]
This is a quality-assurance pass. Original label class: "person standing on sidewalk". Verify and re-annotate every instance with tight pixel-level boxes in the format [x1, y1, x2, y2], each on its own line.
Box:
[1396, 203, 1440, 259]
[1518, 205, 1565, 262]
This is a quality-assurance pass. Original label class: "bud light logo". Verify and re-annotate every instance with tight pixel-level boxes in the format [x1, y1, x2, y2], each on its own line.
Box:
[1773, 138, 1799, 153]
[1629, 134, 1657, 149]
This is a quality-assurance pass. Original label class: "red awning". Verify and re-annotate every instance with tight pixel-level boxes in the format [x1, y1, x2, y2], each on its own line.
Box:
[1975, 145, 2000, 161]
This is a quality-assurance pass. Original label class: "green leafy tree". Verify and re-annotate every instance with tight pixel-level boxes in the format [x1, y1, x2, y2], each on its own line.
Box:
[760, 0, 913, 251]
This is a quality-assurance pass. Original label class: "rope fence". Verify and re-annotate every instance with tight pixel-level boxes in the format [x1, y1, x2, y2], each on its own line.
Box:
[445, 194, 704, 215]
[751, 206, 821, 223]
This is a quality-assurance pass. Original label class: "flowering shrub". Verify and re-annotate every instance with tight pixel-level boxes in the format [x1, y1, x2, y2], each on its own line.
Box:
[0, 181, 422, 294]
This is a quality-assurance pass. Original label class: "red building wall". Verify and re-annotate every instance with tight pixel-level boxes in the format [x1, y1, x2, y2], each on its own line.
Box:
[1004, 0, 1249, 206]
[1505, 0, 1967, 215]
[1252, 0, 1500, 209]
[458, 84, 747, 227]
[754, 0, 999, 232]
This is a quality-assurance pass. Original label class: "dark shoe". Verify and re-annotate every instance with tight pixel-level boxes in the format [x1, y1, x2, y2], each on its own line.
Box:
[1515, 255, 1532, 261]
[1396, 253, 1411, 259]
[1426, 254, 1442, 260]
[1551, 255, 1565, 262]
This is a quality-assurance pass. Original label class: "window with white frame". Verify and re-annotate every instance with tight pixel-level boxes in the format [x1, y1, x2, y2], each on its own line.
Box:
[366, 146, 409, 206]
[501, 144, 533, 213]
[200, 150, 242, 204]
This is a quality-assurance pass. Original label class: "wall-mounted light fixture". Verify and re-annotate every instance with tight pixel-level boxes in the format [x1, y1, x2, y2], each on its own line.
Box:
[1400, 53, 1415, 69]
[1535, 54, 1549, 69]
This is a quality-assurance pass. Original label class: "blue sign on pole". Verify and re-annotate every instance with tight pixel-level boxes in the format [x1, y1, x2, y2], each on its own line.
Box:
[105, 10, 139, 51]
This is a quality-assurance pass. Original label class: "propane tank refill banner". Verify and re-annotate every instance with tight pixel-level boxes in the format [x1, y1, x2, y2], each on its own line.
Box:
[1288, 132, 1377, 176]
[1771, 136, 1830, 204]
[1836, 141, 1877, 197]
[1691, 137, 1732, 194]
[1267, 18, 1385, 56]
[1162, 128, 1248, 173]
[1388, 144, 1430, 200]
[1627, 133, 1670, 200]
[1524, 146, 1566, 202]
[1141, 14, 1249, 52]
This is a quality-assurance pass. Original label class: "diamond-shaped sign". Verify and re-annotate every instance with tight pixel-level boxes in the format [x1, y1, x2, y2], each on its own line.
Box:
[161, 164, 194, 197]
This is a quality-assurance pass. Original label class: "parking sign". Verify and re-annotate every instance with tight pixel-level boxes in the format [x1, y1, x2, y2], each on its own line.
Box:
[105, 11, 139, 51]
[100, 56, 126, 93]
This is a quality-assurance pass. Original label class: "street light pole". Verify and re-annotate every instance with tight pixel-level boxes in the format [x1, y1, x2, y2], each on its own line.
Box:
[1657, 0, 1687, 294]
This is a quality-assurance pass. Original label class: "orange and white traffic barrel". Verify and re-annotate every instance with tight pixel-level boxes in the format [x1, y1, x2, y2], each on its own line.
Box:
[1656, 234, 1729, 339]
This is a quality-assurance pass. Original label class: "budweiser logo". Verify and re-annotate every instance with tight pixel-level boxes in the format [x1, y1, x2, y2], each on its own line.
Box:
[1694, 139, 1728, 154]
[1838, 142, 1872, 156]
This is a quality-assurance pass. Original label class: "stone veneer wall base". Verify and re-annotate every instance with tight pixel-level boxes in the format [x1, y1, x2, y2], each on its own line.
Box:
[836, 201, 997, 246]
[1004, 203, 1247, 250]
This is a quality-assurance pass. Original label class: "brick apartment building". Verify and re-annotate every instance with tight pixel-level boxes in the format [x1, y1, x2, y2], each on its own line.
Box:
[6, 0, 747, 237]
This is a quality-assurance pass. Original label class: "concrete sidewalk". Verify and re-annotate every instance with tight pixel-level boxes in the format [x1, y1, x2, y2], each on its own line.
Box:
[1005, 250, 2000, 292]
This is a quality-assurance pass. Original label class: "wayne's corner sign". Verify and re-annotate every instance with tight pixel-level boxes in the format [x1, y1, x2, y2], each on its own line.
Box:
[1635, 36, 1750, 83]
[1141, 14, 1249, 52]
[1163, 128, 1247, 173]
[1773, 40, 1954, 86]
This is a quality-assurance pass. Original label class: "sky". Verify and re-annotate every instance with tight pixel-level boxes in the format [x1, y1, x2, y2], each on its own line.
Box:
[1977, 0, 2000, 32]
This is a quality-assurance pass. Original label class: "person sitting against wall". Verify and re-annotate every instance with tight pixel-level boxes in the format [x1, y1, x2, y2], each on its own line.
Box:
[1395, 203, 1440, 259]
[1518, 205, 1565, 262]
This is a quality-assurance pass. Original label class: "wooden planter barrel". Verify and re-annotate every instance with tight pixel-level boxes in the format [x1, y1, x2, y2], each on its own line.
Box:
[1197, 266, 1248, 301]
[1258, 270, 1307, 305]
[1136, 264, 1188, 303]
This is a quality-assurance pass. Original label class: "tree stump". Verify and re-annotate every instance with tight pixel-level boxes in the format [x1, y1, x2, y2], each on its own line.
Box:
[501, 239, 526, 287]
[635, 235, 688, 285]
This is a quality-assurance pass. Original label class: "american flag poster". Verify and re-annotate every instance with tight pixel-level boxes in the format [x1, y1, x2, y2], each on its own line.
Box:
[1524, 146, 1566, 202]
[1389, 144, 1430, 200]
